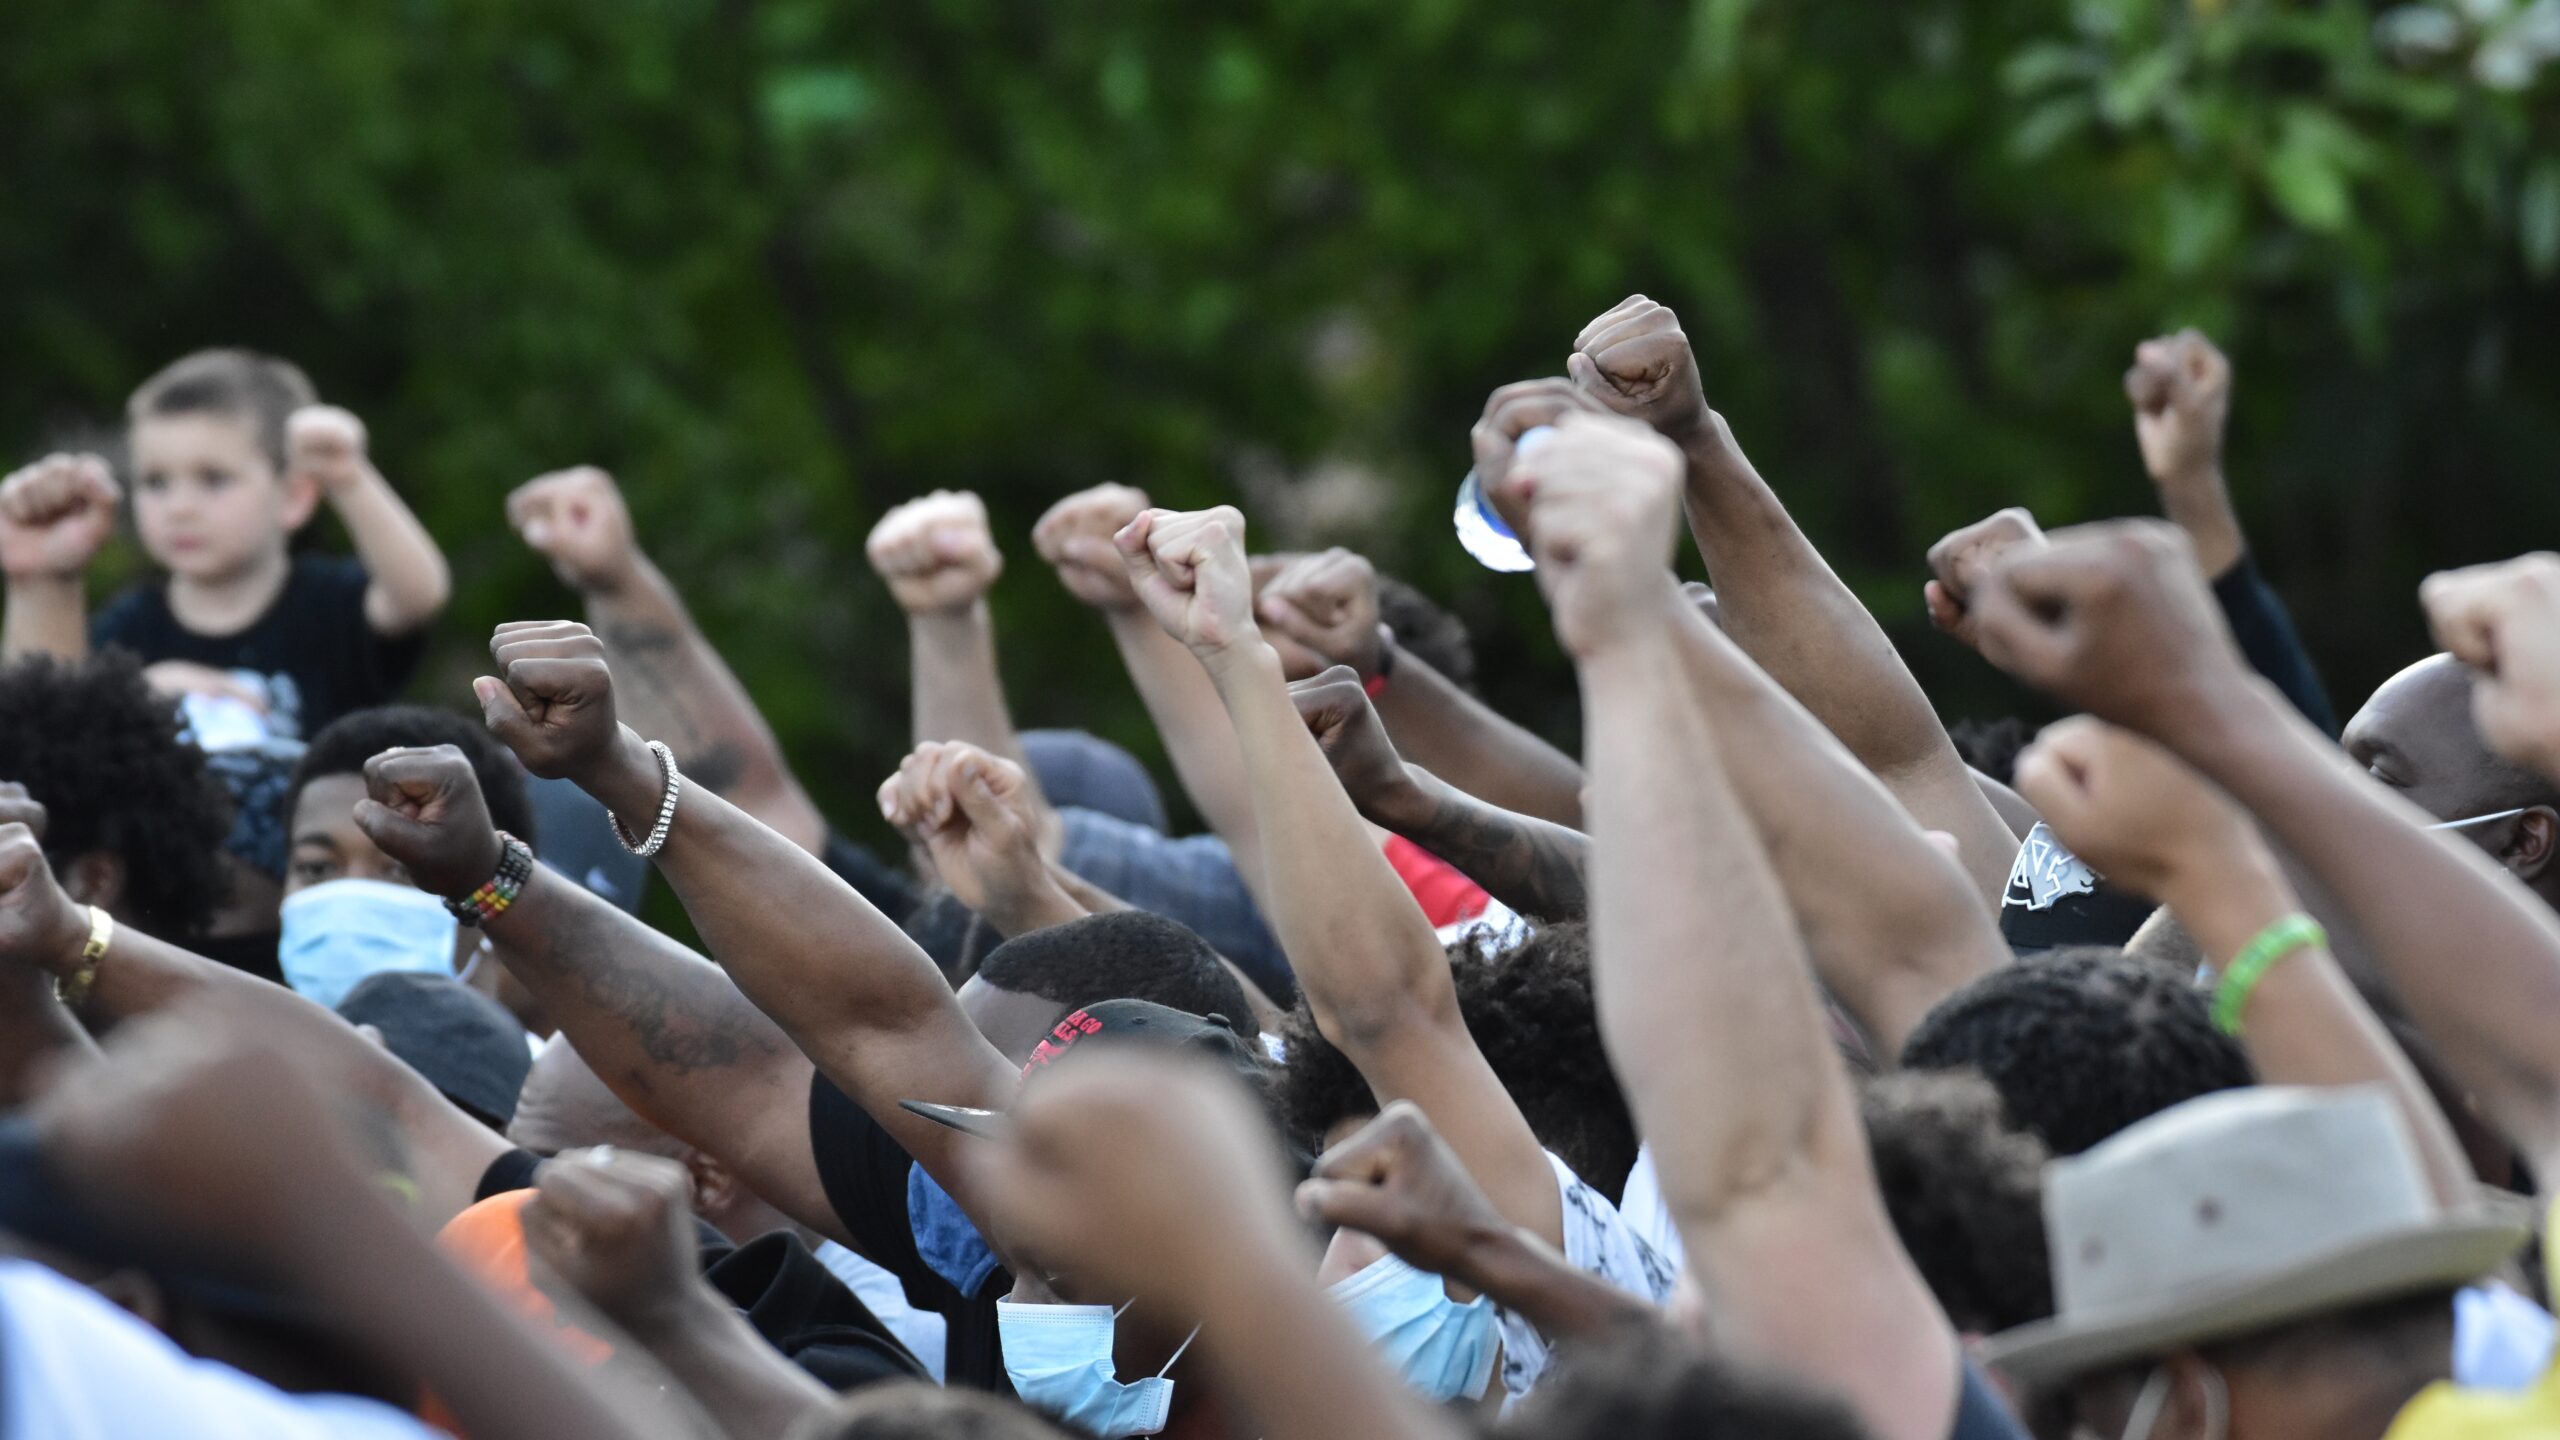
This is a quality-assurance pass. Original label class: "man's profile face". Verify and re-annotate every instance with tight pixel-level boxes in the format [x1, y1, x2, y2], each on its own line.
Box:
[2343, 655, 2506, 825]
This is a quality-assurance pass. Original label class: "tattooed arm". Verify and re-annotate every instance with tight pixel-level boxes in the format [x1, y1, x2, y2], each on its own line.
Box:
[510, 467, 830, 854]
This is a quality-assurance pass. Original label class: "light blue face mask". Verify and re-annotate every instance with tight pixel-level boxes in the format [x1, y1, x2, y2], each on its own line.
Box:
[996, 1299, 1196, 1438]
[278, 878, 458, 1009]
[1328, 1253, 1499, 1403]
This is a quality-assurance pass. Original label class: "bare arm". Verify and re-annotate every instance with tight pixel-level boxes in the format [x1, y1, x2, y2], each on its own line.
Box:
[1371, 651, 1586, 828]
[0, 453, 117, 662]
[869, 491, 1041, 789]
[291, 408, 451, 635]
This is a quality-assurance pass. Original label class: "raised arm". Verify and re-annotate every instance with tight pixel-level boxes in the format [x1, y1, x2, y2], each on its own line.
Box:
[1532, 410, 1959, 1440]
[1971, 522, 2560, 1184]
[0, 453, 117, 662]
[1563, 297, 2019, 903]
[2423, 552, 2560, 786]
[468, 623, 1022, 1229]
[1114, 507, 1562, 1246]
[349, 744, 843, 1245]
[868, 491, 1040, 791]
[1287, 669, 1590, 923]
[2011, 717, 2473, 1207]
[288, 406, 451, 635]
[510, 466, 829, 853]
[1257, 547, 1585, 828]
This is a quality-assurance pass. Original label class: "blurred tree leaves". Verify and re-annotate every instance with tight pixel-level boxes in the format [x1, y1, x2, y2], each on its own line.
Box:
[2, 0, 2556, 845]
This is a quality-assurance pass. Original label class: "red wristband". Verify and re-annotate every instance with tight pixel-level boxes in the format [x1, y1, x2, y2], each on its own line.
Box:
[1364, 670, 1390, 700]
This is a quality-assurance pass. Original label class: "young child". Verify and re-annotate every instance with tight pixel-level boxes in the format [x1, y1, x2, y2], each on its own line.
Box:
[0, 348, 450, 740]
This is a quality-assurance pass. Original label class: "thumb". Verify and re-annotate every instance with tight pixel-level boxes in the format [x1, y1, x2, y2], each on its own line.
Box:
[1293, 1178, 1407, 1242]
[1565, 351, 1603, 391]
[474, 676, 540, 756]
[351, 797, 441, 865]
[950, 764, 1023, 844]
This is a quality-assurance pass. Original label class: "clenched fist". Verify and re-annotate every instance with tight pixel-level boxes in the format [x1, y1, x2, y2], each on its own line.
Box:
[878, 741, 1058, 928]
[1289, 667, 1422, 826]
[0, 453, 119, 580]
[1512, 412, 1687, 660]
[1568, 295, 1710, 443]
[2423, 552, 2560, 783]
[353, 746, 504, 900]
[475, 622, 627, 786]
[1257, 548, 1384, 681]
[0, 785, 91, 969]
[509, 466, 642, 596]
[1115, 507, 1259, 660]
[286, 406, 374, 498]
[1925, 507, 2047, 651]
[2010, 717, 2264, 902]
[522, 1148, 707, 1340]
[2124, 330, 2231, 490]
[1467, 379, 1603, 532]
[1033, 484, 1149, 612]
[868, 490, 1003, 615]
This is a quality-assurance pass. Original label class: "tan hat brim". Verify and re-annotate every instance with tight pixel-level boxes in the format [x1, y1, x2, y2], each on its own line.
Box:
[1982, 1218, 2529, 1391]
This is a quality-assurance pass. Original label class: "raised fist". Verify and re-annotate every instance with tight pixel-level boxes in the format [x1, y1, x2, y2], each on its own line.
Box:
[522, 1147, 706, 1339]
[1257, 548, 1384, 681]
[2125, 330, 2231, 490]
[1568, 295, 1710, 443]
[1967, 520, 2250, 739]
[867, 490, 1003, 615]
[1513, 412, 1687, 660]
[1925, 507, 2047, 651]
[508, 466, 641, 596]
[1467, 378, 1604, 530]
[353, 745, 503, 900]
[1115, 507, 1259, 659]
[285, 406, 372, 497]
[476, 621, 624, 784]
[0, 785, 90, 969]
[1288, 667, 1419, 824]
[0, 453, 119, 579]
[1033, 484, 1150, 612]
[1296, 1101, 1510, 1281]
[2010, 717, 2262, 901]
[2423, 552, 2560, 783]
[877, 741, 1050, 924]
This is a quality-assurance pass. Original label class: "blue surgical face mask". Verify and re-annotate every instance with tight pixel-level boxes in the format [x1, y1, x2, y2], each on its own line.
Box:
[1328, 1253, 1499, 1403]
[278, 878, 457, 1009]
[997, 1300, 1196, 1438]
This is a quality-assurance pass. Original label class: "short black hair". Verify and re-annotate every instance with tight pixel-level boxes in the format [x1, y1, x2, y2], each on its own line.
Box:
[1949, 716, 2033, 787]
[1861, 1070, 2054, 1335]
[975, 911, 1253, 1027]
[127, 348, 318, 472]
[0, 652, 230, 938]
[1504, 1323, 1877, 1440]
[1376, 573, 1475, 693]
[1273, 921, 1639, 1202]
[1900, 946, 2254, 1156]
[801, 1380, 1072, 1440]
[287, 706, 537, 851]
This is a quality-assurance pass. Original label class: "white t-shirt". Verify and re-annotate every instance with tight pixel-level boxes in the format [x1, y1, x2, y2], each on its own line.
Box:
[0, 1259, 443, 1440]
[1615, 1143, 1686, 1273]
[1494, 1151, 1679, 1402]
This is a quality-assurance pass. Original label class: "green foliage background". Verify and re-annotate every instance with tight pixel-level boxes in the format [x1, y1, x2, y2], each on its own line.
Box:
[6, 0, 2557, 848]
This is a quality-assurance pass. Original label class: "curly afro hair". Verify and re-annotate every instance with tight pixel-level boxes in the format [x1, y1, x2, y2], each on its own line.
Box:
[1272, 920, 1639, 1202]
[0, 652, 230, 939]
[288, 705, 537, 851]
[1508, 1322, 1877, 1440]
[1861, 1069, 2054, 1335]
[1900, 945, 2254, 1156]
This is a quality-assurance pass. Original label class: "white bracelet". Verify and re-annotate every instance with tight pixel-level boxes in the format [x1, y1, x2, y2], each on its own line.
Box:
[610, 740, 683, 858]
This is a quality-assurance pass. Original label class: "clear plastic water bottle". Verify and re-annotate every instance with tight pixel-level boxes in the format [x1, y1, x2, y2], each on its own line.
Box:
[1450, 425, 1552, 573]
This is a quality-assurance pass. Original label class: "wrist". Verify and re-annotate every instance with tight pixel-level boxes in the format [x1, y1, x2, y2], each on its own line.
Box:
[1199, 636, 1282, 688]
[1677, 411, 1752, 489]
[1565, 580, 1690, 670]
[1363, 762, 1438, 834]
[2159, 844, 2292, 959]
[586, 725, 671, 827]
[906, 597, 992, 632]
[1448, 1212, 1531, 1296]
[579, 549, 658, 603]
[3, 566, 86, 589]
[615, 1277, 730, 1348]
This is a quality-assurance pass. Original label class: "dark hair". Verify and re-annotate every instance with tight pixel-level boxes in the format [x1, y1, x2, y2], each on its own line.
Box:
[1273, 921, 1639, 1201]
[1375, 573, 1475, 693]
[975, 911, 1253, 1026]
[797, 1380, 1071, 1440]
[287, 706, 537, 851]
[0, 652, 230, 938]
[1900, 946, 2254, 1156]
[126, 348, 318, 472]
[1503, 1323, 1876, 1440]
[1949, 716, 2033, 787]
[1861, 1070, 2054, 1334]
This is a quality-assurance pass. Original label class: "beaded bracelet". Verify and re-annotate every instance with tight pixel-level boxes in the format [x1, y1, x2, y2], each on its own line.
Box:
[2210, 913, 2327, 1037]
[611, 740, 684, 859]
[446, 831, 534, 926]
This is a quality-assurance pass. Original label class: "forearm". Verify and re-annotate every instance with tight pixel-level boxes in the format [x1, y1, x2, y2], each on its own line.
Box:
[2175, 678, 2560, 1173]
[1678, 426, 2017, 902]
[1371, 653, 1585, 828]
[2, 573, 88, 662]
[332, 468, 452, 633]
[1371, 766, 1590, 924]
[587, 559, 827, 853]
[1105, 608, 1263, 874]
[1454, 1219, 1659, 1341]
[622, 1290, 833, 1440]
[2160, 852, 2474, 1208]
[0, 965, 92, 1105]
[908, 604, 1036, 782]
[2155, 465, 2246, 581]
[1666, 601, 2006, 1059]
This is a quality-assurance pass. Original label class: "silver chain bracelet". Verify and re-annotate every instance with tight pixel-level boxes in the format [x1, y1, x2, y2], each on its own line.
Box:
[610, 739, 684, 858]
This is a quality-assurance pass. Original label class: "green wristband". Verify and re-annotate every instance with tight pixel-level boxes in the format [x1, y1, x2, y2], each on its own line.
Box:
[2211, 914, 2326, 1037]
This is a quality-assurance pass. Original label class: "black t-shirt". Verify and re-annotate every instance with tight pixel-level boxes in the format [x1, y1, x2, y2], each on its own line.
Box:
[93, 554, 425, 741]
[806, 1072, 1011, 1393]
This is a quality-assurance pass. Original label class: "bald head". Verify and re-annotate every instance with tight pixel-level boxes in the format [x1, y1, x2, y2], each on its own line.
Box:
[506, 1041, 687, 1160]
[2345, 654, 2560, 902]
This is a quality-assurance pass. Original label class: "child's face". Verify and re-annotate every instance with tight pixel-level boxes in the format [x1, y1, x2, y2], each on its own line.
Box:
[129, 411, 317, 582]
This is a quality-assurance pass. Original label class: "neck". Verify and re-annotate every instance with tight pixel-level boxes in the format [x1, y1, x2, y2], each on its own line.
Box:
[167, 548, 292, 635]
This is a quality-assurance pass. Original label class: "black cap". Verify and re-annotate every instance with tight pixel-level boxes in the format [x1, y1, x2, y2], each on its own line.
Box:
[336, 972, 531, 1130]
